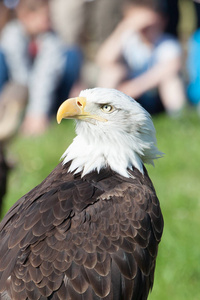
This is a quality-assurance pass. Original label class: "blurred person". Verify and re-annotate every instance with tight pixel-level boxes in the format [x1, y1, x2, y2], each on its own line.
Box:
[51, 0, 123, 52]
[0, 0, 27, 142]
[97, 0, 186, 115]
[0, 0, 14, 89]
[0, 0, 82, 136]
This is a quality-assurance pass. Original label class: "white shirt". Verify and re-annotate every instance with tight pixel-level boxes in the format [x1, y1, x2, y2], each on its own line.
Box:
[0, 20, 65, 116]
[121, 31, 182, 78]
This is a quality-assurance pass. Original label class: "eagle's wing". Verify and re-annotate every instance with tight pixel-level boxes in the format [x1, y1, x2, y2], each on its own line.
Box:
[0, 146, 8, 215]
[0, 163, 163, 300]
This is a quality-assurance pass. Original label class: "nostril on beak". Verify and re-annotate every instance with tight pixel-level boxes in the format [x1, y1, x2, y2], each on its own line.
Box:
[77, 101, 83, 107]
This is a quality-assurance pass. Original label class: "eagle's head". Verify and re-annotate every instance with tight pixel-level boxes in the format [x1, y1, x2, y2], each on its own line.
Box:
[57, 88, 163, 177]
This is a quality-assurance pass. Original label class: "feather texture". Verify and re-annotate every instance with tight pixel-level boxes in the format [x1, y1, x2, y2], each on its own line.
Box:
[0, 162, 163, 300]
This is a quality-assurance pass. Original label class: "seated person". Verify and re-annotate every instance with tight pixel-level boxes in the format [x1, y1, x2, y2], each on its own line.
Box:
[97, 0, 186, 115]
[0, 0, 82, 136]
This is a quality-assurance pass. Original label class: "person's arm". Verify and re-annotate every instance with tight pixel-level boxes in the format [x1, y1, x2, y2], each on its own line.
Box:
[97, 8, 159, 66]
[96, 20, 129, 66]
[118, 56, 181, 98]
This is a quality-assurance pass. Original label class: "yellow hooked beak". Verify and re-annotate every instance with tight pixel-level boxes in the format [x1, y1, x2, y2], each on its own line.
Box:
[56, 97, 107, 124]
[57, 97, 86, 124]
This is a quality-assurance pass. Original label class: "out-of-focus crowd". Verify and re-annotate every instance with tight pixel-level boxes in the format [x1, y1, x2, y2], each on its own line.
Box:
[0, 0, 199, 140]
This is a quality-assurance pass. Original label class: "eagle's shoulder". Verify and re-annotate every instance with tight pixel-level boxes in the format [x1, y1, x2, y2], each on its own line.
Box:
[0, 163, 163, 299]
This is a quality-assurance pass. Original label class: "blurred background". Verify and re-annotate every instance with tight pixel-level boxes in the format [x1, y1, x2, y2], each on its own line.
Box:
[0, 0, 200, 299]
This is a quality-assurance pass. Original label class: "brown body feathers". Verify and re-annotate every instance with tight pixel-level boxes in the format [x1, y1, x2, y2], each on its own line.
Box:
[0, 161, 163, 299]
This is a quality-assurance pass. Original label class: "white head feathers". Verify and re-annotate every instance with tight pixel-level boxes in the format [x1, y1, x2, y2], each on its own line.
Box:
[61, 88, 163, 177]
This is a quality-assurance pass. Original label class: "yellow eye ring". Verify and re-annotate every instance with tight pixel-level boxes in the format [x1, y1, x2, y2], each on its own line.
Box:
[101, 104, 113, 113]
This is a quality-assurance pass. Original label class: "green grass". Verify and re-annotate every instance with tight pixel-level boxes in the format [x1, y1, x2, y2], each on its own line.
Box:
[2, 119, 76, 212]
[2, 110, 200, 299]
[148, 110, 200, 300]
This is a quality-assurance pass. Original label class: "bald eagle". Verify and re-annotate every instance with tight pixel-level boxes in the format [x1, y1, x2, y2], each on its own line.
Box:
[0, 88, 163, 300]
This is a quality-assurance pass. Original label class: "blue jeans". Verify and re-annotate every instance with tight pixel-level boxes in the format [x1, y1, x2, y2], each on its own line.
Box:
[137, 91, 164, 115]
[53, 46, 83, 113]
[0, 51, 9, 94]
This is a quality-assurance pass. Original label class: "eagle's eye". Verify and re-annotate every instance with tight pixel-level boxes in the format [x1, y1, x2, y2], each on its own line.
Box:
[101, 104, 113, 113]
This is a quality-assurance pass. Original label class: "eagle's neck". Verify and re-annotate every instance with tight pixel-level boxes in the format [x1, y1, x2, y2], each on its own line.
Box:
[61, 121, 160, 178]
[62, 134, 144, 178]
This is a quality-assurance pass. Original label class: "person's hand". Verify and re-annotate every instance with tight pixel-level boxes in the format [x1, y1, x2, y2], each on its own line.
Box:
[21, 115, 50, 136]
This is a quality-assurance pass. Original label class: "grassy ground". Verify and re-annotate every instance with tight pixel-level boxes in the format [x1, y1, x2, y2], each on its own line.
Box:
[2, 119, 76, 212]
[2, 109, 200, 299]
[148, 110, 200, 300]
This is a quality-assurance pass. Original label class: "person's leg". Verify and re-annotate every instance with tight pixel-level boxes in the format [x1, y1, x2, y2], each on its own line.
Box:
[158, 75, 186, 115]
[0, 50, 9, 94]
